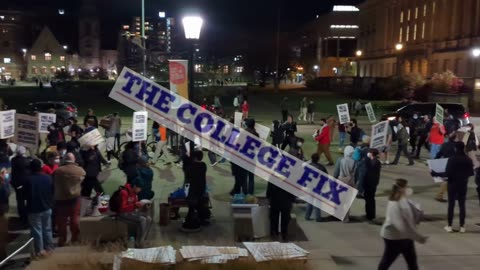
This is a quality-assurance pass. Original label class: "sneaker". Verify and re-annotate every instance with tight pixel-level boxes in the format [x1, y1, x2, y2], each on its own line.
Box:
[444, 225, 453, 233]
[460, 227, 466, 233]
[211, 161, 218, 167]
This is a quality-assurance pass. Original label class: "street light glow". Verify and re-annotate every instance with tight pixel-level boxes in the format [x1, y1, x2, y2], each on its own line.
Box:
[313, 65, 319, 70]
[395, 43, 403, 51]
[356, 50, 363, 56]
[159, 11, 166, 18]
[63, 45, 68, 50]
[182, 16, 204, 39]
[473, 48, 480, 58]
[21, 48, 27, 53]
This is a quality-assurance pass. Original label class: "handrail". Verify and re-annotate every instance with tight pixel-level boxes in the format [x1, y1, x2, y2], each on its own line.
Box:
[0, 237, 34, 267]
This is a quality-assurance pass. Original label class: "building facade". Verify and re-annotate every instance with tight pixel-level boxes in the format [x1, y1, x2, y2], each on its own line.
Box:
[79, 0, 101, 69]
[0, 10, 27, 80]
[358, 0, 480, 79]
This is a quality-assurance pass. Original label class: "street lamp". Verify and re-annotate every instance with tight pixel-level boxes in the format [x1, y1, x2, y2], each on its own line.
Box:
[395, 43, 404, 51]
[313, 65, 319, 77]
[395, 43, 404, 76]
[472, 48, 480, 90]
[355, 50, 363, 77]
[182, 15, 204, 102]
[356, 50, 363, 57]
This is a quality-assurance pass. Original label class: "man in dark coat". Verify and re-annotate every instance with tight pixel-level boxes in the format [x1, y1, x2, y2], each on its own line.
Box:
[10, 146, 31, 224]
[363, 148, 382, 221]
[267, 182, 296, 241]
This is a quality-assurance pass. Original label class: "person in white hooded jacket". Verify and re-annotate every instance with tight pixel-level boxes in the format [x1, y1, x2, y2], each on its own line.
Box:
[333, 145, 357, 222]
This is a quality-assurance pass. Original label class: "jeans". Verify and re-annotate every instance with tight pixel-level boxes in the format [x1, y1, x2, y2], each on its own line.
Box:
[247, 172, 255, 195]
[28, 209, 54, 254]
[430, 143, 442, 160]
[305, 204, 321, 221]
[447, 182, 467, 227]
[393, 144, 414, 164]
[339, 132, 346, 149]
[55, 199, 80, 247]
[378, 239, 418, 270]
[118, 212, 152, 248]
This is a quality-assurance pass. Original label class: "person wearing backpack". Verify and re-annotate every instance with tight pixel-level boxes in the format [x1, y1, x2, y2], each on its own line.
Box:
[334, 145, 357, 222]
[353, 136, 370, 197]
[391, 120, 414, 166]
[112, 180, 152, 248]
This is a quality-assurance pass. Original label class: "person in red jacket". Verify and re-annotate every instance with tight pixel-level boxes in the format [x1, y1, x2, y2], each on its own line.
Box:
[42, 152, 59, 175]
[315, 119, 334, 165]
[117, 181, 152, 248]
[241, 100, 249, 120]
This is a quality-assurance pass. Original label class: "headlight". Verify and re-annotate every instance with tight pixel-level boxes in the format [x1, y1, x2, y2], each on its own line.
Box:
[387, 116, 396, 121]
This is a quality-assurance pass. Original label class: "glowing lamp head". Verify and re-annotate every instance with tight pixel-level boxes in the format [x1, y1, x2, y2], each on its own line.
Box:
[182, 16, 204, 40]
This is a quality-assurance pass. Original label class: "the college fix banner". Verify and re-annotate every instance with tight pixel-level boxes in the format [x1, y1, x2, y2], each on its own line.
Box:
[109, 67, 358, 220]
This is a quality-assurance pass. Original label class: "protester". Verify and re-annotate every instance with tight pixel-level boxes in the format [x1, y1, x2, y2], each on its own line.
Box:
[120, 141, 139, 184]
[46, 122, 65, 147]
[42, 152, 60, 175]
[433, 133, 457, 202]
[413, 115, 432, 159]
[11, 146, 31, 224]
[270, 120, 284, 148]
[105, 115, 119, 163]
[84, 119, 97, 134]
[280, 97, 289, 122]
[83, 108, 98, 128]
[25, 159, 54, 257]
[110, 112, 122, 151]
[67, 117, 83, 148]
[67, 141, 84, 167]
[298, 97, 307, 122]
[230, 162, 248, 196]
[241, 100, 249, 120]
[347, 119, 362, 146]
[380, 121, 394, 165]
[364, 148, 381, 221]
[408, 113, 420, 155]
[338, 123, 346, 152]
[0, 169, 9, 261]
[391, 120, 414, 166]
[305, 153, 327, 222]
[0, 140, 12, 169]
[334, 145, 357, 222]
[57, 142, 68, 165]
[53, 153, 86, 246]
[315, 118, 334, 165]
[214, 95, 222, 109]
[378, 179, 427, 270]
[135, 157, 155, 201]
[117, 180, 152, 248]
[354, 135, 371, 197]
[307, 99, 315, 124]
[267, 180, 295, 241]
[288, 137, 304, 160]
[354, 99, 362, 117]
[429, 117, 446, 159]
[281, 115, 297, 150]
[153, 124, 171, 165]
[465, 124, 480, 204]
[80, 146, 108, 197]
[245, 119, 259, 194]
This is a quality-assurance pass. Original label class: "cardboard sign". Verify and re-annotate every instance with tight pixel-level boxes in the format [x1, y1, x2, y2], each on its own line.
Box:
[132, 111, 148, 142]
[336, 104, 350, 124]
[234, 112, 243, 127]
[78, 128, 104, 147]
[370, 121, 389, 149]
[0, 110, 16, 139]
[365, 103, 376, 123]
[427, 158, 448, 183]
[255, 123, 271, 141]
[38, 113, 57, 133]
[435, 103, 444, 124]
[15, 114, 39, 152]
[109, 67, 358, 220]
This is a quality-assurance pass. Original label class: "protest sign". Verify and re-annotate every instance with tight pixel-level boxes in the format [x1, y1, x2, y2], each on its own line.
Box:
[234, 112, 243, 127]
[365, 103, 377, 123]
[15, 114, 38, 152]
[78, 128, 104, 147]
[435, 103, 444, 124]
[0, 110, 16, 139]
[109, 67, 358, 220]
[132, 111, 148, 142]
[255, 123, 271, 141]
[336, 104, 350, 124]
[38, 113, 57, 133]
[427, 158, 448, 183]
[370, 121, 389, 149]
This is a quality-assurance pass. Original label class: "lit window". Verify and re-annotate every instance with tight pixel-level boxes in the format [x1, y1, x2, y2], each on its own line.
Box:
[399, 27, 403, 42]
[333, 5, 360, 12]
[45, 53, 51, 61]
[422, 22, 426, 39]
[3, 58, 11, 64]
[60, 56, 65, 61]
[122, 25, 129, 30]
[423, 4, 427, 16]
[194, 64, 203, 73]
[433, 1, 436, 15]
[415, 7, 418, 19]
[400, 11, 404, 23]
[223, 65, 229, 74]
[235, 66, 244, 73]
[406, 26, 410, 41]
[31, 55, 36, 60]
[413, 24, 417, 40]
[407, 9, 411, 21]
[32, 66, 38, 74]
[41, 66, 47, 74]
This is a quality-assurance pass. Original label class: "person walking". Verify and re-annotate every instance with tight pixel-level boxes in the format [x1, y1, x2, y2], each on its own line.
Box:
[298, 97, 307, 122]
[429, 117, 446, 159]
[347, 119, 362, 147]
[241, 100, 249, 120]
[364, 148, 381, 221]
[307, 100, 315, 124]
[315, 119, 334, 165]
[120, 142, 139, 184]
[378, 179, 427, 270]
[380, 121, 394, 165]
[267, 180, 295, 241]
[80, 146, 108, 197]
[53, 153, 85, 247]
[270, 120, 284, 148]
[105, 117, 116, 163]
[25, 159, 54, 257]
[391, 120, 414, 166]
[83, 108, 98, 128]
[288, 137, 304, 160]
[281, 115, 297, 150]
[153, 124, 171, 165]
[10, 146, 31, 225]
[338, 123, 346, 152]
[433, 133, 457, 202]
[280, 97, 289, 122]
[413, 115, 432, 159]
[333, 145, 357, 222]
[305, 153, 327, 222]
[408, 113, 420, 155]
[354, 99, 362, 117]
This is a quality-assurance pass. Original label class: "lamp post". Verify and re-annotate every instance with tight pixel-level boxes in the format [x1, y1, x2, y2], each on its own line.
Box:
[182, 16, 204, 102]
[472, 48, 480, 89]
[395, 43, 403, 76]
[141, 0, 146, 77]
[313, 65, 319, 77]
[355, 50, 362, 77]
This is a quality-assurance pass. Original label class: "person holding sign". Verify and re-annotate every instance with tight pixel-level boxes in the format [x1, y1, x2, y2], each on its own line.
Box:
[428, 117, 446, 160]
[391, 120, 414, 166]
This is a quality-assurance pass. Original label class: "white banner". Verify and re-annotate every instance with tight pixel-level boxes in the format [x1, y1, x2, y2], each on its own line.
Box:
[15, 114, 39, 152]
[38, 113, 57, 133]
[0, 110, 16, 139]
[336, 104, 350, 124]
[109, 67, 358, 220]
[365, 103, 377, 123]
[78, 128, 105, 147]
[370, 121, 389, 149]
[435, 103, 444, 124]
[132, 111, 148, 142]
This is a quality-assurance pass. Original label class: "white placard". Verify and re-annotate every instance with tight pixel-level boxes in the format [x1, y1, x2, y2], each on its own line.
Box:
[251, 205, 270, 238]
[427, 158, 448, 183]
[38, 113, 57, 133]
[365, 103, 377, 123]
[435, 103, 444, 124]
[0, 110, 16, 139]
[15, 114, 39, 152]
[336, 104, 350, 124]
[109, 67, 358, 221]
[255, 123, 271, 141]
[234, 112, 243, 127]
[132, 111, 148, 142]
[370, 121, 389, 149]
[78, 128, 105, 147]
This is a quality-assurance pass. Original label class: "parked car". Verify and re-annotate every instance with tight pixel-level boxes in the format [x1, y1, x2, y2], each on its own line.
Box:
[27, 101, 78, 127]
[382, 102, 470, 126]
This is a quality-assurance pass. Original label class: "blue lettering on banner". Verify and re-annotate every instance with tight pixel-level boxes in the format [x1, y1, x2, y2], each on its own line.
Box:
[153, 90, 176, 113]
[177, 104, 198, 124]
[321, 180, 349, 205]
[297, 167, 319, 187]
[210, 121, 227, 143]
[121, 71, 142, 94]
[312, 174, 329, 195]
[134, 81, 160, 105]
[194, 113, 215, 133]
[258, 146, 279, 167]
[274, 155, 297, 178]
[224, 128, 241, 151]
[239, 136, 261, 159]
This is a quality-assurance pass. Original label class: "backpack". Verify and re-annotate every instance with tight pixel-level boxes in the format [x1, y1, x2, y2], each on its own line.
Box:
[352, 147, 362, 161]
[109, 186, 126, 213]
